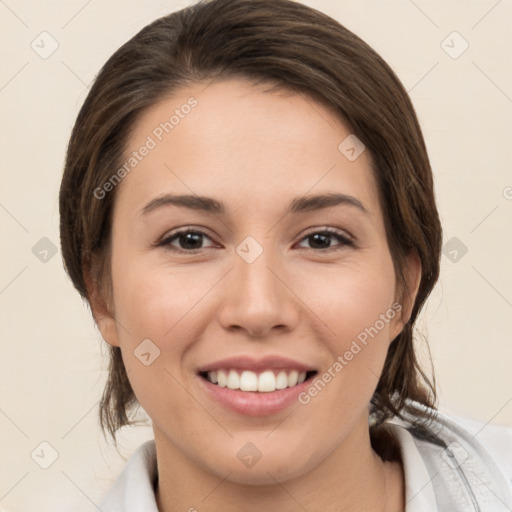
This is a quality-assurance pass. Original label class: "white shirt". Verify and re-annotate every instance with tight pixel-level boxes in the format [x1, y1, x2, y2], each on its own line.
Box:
[99, 402, 512, 511]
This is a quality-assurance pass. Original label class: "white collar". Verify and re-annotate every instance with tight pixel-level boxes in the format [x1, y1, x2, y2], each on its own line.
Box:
[386, 423, 439, 511]
[100, 439, 159, 511]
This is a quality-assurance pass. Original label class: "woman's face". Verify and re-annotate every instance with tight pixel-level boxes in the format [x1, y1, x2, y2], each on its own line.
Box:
[96, 77, 418, 484]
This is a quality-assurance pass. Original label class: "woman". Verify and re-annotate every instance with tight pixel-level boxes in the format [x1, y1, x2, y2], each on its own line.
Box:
[59, 0, 512, 510]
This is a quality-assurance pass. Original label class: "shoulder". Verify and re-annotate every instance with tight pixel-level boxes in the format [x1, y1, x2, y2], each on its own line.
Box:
[387, 400, 512, 512]
[448, 412, 512, 479]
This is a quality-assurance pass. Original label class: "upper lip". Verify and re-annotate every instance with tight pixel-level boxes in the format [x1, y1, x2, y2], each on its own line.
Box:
[196, 355, 317, 374]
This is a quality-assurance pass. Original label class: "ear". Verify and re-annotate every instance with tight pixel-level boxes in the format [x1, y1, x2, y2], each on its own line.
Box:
[389, 250, 422, 341]
[83, 262, 121, 348]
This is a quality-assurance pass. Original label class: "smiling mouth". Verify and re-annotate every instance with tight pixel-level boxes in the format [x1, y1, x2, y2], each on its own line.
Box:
[198, 369, 318, 393]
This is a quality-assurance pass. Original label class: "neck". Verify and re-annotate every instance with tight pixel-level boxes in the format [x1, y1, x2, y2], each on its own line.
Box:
[154, 413, 405, 512]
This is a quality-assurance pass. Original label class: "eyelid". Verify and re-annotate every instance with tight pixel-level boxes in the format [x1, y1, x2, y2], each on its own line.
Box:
[156, 226, 218, 249]
[294, 226, 355, 250]
[300, 226, 354, 243]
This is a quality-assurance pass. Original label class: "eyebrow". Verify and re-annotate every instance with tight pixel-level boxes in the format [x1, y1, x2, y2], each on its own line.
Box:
[141, 192, 370, 217]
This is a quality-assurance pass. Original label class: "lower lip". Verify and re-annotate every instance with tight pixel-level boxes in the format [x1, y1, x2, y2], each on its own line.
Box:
[196, 374, 315, 416]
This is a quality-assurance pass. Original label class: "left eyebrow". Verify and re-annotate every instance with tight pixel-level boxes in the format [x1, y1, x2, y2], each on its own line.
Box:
[140, 192, 370, 217]
[289, 193, 370, 216]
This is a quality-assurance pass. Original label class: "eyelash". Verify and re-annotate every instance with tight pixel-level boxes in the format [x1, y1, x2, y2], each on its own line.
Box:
[155, 227, 355, 253]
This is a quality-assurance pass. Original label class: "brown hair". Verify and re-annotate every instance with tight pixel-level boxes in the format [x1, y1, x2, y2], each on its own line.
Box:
[59, 0, 442, 447]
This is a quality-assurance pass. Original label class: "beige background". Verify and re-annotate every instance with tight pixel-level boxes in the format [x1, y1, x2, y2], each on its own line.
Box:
[1, 0, 511, 510]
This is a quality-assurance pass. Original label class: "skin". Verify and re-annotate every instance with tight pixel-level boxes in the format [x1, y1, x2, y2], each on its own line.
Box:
[90, 77, 421, 512]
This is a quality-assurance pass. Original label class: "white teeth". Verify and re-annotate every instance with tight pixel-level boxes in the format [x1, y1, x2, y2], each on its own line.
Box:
[227, 369, 239, 389]
[288, 370, 299, 386]
[217, 370, 227, 387]
[240, 370, 258, 391]
[275, 370, 289, 389]
[258, 370, 275, 392]
[205, 369, 309, 392]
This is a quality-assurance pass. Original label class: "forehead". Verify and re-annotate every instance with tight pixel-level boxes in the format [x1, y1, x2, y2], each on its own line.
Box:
[116, 77, 380, 220]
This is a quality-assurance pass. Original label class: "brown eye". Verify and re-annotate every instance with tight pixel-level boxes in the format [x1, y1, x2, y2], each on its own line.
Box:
[297, 229, 354, 251]
[158, 229, 216, 252]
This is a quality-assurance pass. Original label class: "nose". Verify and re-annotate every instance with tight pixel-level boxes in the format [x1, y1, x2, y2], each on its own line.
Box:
[216, 240, 300, 338]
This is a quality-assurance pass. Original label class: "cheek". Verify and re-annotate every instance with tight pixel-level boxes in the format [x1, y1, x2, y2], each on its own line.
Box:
[304, 256, 398, 403]
[111, 258, 202, 340]
[110, 262, 200, 421]
[310, 256, 398, 343]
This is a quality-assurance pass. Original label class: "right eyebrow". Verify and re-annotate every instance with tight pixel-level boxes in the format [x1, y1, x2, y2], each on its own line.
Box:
[141, 194, 225, 216]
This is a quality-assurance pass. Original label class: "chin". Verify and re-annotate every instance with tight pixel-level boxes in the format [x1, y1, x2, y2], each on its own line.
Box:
[220, 465, 297, 486]
[203, 449, 313, 486]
